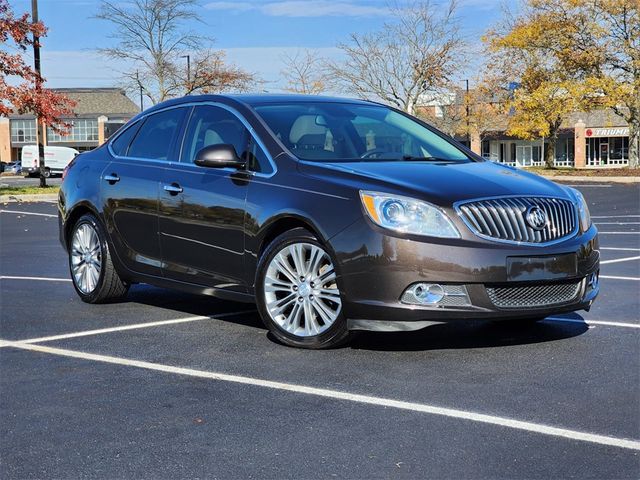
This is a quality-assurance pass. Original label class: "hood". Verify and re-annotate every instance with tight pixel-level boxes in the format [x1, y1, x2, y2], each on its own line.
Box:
[298, 160, 571, 206]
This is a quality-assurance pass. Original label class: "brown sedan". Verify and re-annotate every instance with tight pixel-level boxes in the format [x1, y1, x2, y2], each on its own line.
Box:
[58, 94, 600, 348]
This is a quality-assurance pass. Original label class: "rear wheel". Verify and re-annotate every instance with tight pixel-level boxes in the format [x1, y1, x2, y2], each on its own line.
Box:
[256, 228, 350, 349]
[69, 213, 129, 303]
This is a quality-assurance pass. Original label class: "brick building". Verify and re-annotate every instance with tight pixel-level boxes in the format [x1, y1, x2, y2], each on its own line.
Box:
[0, 87, 139, 164]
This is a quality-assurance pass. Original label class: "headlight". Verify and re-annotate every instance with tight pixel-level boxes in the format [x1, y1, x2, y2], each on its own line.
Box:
[567, 187, 592, 232]
[360, 191, 460, 238]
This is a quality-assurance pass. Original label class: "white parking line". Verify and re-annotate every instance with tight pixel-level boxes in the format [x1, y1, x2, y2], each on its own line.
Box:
[1, 340, 638, 452]
[595, 222, 640, 225]
[591, 215, 640, 219]
[601, 247, 640, 252]
[0, 276, 71, 282]
[597, 232, 640, 235]
[12, 310, 257, 344]
[545, 317, 639, 329]
[600, 275, 640, 281]
[600, 255, 640, 265]
[0, 209, 56, 218]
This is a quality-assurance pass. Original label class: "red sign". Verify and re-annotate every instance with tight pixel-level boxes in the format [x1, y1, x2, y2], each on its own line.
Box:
[585, 129, 593, 137]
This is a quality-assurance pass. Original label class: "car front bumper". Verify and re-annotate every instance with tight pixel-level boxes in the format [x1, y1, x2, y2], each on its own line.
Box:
[328, 218, 600, 330]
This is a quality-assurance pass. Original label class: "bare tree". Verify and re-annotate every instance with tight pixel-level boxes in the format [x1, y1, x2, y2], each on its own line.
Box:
[95, 0, 256, 104]
[326, 1, 465, 114]
[280, 49, 327, 95]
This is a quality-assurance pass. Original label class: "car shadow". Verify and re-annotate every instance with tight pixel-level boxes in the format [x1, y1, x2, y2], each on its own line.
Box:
[348, 316, 589, 352]
[123, 285, 589, 351]
[124, 284, 265, 330]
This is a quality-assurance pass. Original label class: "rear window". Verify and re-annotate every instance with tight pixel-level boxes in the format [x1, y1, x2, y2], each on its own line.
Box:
[128, 108, 186, 161]
[110, 121, 141, 156]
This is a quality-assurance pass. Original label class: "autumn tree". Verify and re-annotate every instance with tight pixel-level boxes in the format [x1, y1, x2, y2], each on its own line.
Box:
[0, 0, 74, 138]
[326, 1, 465, 114]
[1, 0, 74, 187]
[486, 0, 639, 168]
[280, 49, 327, 95]
[484, 2, 598, 169]
[521, 0, 639, 168]
[95, 0, 256, 105]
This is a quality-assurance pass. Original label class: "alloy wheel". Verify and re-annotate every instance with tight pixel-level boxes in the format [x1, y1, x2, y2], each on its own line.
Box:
[70, 223, 102, 294]
[263, 242, 342, 337]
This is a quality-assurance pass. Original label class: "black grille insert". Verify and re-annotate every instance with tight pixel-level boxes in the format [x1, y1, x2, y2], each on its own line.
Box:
[486, 281, 582, 309]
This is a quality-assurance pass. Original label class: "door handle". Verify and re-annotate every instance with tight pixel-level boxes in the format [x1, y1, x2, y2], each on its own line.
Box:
[104, 173, 120, 183]
[163, 183, 183, 195]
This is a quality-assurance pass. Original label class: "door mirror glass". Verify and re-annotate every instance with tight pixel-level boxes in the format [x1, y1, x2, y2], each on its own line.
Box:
[194, 144, 245, 169]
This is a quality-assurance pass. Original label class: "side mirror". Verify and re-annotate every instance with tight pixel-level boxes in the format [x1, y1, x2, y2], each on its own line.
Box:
[194, 144, 245, 169]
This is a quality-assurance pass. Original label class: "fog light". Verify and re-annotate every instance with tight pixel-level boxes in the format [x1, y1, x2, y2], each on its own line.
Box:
[588, 272, 599, 290]
[401, 283, 470, 306]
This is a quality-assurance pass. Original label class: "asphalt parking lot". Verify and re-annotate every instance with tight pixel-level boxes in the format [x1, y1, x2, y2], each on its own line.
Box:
[1, 182, 639, 479]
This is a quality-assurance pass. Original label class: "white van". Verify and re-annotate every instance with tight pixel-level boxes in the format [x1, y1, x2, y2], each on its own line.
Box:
[21, 145, 79, 177]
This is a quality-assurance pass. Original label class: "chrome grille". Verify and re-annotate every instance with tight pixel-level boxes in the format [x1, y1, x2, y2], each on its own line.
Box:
[486, 281, 582, 309]
[456, 197, 577, 244]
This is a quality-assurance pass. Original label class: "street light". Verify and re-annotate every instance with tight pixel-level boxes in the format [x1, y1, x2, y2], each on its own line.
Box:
[181, 55, 191, 92]
[464, 79, 470, 147]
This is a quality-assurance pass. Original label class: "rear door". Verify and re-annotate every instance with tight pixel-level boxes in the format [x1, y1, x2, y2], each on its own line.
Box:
[102, 107, 187, 277]
[159, 104, 265, 291]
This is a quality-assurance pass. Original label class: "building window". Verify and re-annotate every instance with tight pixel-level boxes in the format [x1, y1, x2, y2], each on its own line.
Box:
[587, 136, 629, 166]
[10, 119, 37, 143]
[47, 119, 99, 143]
[481, 140, 490, 158]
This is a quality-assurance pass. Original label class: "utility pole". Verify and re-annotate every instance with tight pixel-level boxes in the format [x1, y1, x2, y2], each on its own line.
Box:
[136, 70, 143, 111]
[181, 55, 191, 93]
[465, 79, 470, 147]
[31, 0, 46, 187]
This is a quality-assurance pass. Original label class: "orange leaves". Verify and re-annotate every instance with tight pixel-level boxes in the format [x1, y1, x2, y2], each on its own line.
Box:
[0, 0, 75, 131]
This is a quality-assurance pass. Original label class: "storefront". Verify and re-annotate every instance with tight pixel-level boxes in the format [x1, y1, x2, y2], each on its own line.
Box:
[585, 127, 630, 167]
[480, 134, 574, 168]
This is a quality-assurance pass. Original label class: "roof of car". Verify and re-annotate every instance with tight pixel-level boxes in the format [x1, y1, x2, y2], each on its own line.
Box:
[139, 93, 377, 117]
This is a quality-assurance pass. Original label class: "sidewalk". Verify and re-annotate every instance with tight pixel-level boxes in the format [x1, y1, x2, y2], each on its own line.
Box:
[543, 175, 639, 183]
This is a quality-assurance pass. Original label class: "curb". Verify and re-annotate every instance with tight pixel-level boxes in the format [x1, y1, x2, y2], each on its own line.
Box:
[0, 194, 58, 203]
[542, 175, 639, 183]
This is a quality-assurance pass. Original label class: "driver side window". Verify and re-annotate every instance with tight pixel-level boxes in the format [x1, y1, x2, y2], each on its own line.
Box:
[181, 105, 249, 164]
[181, 105, 274, 174]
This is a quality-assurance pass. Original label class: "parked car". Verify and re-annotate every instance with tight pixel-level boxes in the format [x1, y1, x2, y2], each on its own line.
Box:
[22, 145, 79, 177]
[58, 94, 600, 348]
[4, 162, 22, 175]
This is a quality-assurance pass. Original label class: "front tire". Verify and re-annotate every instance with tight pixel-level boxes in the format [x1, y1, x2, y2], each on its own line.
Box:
[256, 228, 351, 349]
[69, 213, 129, 303]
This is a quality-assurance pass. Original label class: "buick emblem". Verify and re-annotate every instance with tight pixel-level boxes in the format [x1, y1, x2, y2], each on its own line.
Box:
[525, 206, 547, 230]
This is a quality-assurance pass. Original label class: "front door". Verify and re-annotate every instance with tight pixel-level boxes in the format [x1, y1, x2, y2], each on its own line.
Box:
[159, 104, 253, 291]
[599, 142, 609, 164]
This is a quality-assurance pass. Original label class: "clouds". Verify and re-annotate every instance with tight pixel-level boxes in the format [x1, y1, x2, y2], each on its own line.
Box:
[205, 1, 389, 18]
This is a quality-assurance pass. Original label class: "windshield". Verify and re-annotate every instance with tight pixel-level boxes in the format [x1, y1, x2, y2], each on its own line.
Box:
[252, 102, 471, 163]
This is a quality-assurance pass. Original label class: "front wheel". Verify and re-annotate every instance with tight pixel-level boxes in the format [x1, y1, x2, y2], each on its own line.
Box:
[69, 213, 129, 303]
[256, 228, 351, 349]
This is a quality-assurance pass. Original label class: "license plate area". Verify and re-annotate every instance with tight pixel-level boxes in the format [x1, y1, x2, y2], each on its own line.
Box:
[507, 254, 578, 282]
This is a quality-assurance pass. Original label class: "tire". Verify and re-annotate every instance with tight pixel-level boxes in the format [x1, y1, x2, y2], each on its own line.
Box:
[68, 213, 129, 303]
[43, 168, 51, 178]
[255, 228, 351, 349]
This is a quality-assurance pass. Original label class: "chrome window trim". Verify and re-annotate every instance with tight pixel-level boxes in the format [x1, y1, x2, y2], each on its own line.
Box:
[453, 194, 579, 247]
[107, 102, 277, 178]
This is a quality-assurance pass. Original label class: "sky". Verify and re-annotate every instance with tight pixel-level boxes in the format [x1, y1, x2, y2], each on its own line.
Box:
[7, 0, 506, 95]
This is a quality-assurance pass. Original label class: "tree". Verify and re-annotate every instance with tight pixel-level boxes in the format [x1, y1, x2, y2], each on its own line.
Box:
[95, 0, 256, 105]
[326, 1, 465, 114]
[0, 0, 74, 130]
[484, 2, 595, 168]
[1, 0, 74, 187]
[280, 49, 327, 95]
[486, 0, 639, 168]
